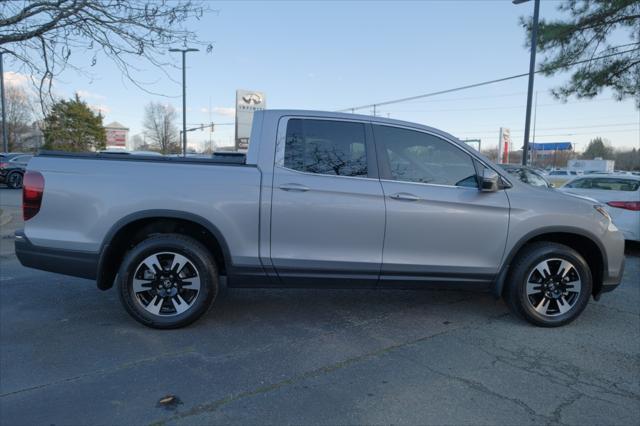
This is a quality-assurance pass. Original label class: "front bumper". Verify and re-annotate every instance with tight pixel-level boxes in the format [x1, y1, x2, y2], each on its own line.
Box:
[15, 230, 98, 279]
[598, 256, 625, 296]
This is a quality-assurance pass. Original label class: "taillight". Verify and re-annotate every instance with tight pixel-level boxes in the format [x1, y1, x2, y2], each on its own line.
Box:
[23, 171, 44, 220]
[0, 162, 8, 169]
[606, 201, 640, 211]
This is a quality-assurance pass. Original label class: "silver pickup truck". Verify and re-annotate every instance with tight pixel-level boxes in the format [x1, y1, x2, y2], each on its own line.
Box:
[16, 110, 625, 329]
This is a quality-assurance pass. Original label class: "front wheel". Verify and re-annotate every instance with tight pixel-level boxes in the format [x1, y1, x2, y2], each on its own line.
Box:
[504, 242, 592, 327]
[117, 234, 218, 329]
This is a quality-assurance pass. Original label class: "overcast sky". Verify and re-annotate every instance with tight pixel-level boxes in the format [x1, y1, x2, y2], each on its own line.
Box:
[5, 0, 639, 151]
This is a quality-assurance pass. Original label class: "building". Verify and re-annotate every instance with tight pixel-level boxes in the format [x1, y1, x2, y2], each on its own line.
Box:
[105, 122, 129, 148]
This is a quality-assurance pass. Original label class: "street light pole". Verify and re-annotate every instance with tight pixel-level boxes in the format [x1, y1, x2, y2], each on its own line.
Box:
[514, 0, 540, 166]
[169, 47, 199, 157]
[0, 51, 8, 152]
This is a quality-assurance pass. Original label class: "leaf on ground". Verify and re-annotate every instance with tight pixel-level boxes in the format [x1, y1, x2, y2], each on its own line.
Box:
[157, 394, 183, 410]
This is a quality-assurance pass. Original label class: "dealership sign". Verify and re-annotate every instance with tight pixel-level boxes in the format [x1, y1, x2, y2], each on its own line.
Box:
[235, 90, 266, 150]
[105, 122, 129, 148]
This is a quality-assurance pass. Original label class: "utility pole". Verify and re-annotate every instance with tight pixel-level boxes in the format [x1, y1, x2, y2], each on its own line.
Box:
[0, 51, 8, 152]
[169, 47, 199, 157]
[531, 91, 538, 166]
[513, 0, 541, 166]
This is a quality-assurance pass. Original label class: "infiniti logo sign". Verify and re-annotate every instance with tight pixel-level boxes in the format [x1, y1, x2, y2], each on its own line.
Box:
[242, 93, 263, 105]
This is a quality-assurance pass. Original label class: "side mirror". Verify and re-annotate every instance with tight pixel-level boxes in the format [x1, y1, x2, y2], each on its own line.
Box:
[549, 183, 555, 188]
[479, 168, 500, 192]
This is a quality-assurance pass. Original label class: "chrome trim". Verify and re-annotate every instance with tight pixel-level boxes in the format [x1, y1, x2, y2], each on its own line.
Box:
[380, 178, 475, 190]
[275, 165, 378, 182]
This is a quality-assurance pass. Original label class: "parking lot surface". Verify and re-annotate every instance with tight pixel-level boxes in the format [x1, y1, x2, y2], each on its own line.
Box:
[0, 186, 638, 425]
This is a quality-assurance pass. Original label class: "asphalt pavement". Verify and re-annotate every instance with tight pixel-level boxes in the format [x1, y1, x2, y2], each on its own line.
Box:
[0, 187, 638, 425]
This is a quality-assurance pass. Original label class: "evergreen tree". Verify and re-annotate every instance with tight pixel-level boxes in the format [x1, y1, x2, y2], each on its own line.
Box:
[43, 94, 107, 152]
[522, 0, 640, 107]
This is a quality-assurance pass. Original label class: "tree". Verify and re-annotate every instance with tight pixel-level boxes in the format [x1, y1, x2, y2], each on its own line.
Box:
[43, 94, 106, 151]
[522, 0, 640, 107]
[581, 137, 614, 159]
[142, 102, 180, 154]
[0, 1, 213, 108]
[3, 85, 35, 151]
[613, 147, 640, 170]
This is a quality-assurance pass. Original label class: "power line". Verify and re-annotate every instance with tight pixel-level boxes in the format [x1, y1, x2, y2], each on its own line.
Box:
[454, 122, 639, 135]
[377, 97, 622, 114]
[337, 48, 640, 112]
[527, 128, 639, 137]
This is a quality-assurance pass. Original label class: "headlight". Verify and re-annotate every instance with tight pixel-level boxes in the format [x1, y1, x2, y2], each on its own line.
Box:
[594, 205, 611, 221]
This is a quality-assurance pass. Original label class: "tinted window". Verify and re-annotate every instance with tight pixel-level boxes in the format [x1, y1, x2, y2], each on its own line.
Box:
[374, 125, 477, 188]
[284, 119, 367, 177]
[591, 178, 639, 191]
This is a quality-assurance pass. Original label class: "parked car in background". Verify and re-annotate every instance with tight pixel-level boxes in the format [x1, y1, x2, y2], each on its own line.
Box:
[547, 169, 580, 187]
[561, 174, 640, 241]
[499, 164, 551, 188]
[0, 153, 33, 189]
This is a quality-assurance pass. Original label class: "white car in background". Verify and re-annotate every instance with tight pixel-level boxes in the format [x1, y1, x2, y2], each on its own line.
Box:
[560, 174, 640, 241]
[546, 169, 580, 187]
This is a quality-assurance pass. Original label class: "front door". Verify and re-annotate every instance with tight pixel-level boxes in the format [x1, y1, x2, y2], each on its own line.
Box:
[373, 124, 510, 287]
[270, 117, 386, 286]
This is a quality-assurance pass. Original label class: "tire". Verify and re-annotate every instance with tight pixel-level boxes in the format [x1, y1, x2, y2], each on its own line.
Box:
[117, 234, 218, 329]
[504, 242, 592, 327]
[6, 172, 23, 189]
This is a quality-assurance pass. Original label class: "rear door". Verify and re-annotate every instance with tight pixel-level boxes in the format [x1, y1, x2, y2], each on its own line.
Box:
[373, 124, 510, 286]
[270, 117, 385, 286]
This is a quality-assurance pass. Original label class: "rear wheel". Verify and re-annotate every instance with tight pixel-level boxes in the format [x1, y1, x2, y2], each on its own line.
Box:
[6, 172, 23, 189]
[117, 234, 218, 329]
[505, 242, 592, 327]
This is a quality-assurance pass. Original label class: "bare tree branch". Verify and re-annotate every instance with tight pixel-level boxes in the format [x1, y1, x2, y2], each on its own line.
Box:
[0, 0, 214, 110]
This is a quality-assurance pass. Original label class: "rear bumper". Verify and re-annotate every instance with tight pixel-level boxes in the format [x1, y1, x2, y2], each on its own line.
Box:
[15, 230, 98, 279]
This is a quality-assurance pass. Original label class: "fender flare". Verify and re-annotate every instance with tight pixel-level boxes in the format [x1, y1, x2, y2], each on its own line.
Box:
[96, 209, 233, 290]
[493, 226, 607, 298]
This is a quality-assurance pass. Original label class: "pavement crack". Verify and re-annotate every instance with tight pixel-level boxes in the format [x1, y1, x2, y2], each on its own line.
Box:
[0, 348, 196, 398]
[150, 312, 510, 425]
[449, 333, 640, 405]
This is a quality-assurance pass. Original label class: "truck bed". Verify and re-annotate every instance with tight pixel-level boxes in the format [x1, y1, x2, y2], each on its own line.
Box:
[38, 150, 247, 165]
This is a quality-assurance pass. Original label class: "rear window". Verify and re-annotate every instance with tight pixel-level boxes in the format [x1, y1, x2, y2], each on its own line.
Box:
[591, 178, 640, 191]
[565, 178, 592, 189]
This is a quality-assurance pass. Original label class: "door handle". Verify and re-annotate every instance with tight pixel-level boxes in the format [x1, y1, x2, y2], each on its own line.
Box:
[389, 192, 420, 201]
[279, 183, 310, 192]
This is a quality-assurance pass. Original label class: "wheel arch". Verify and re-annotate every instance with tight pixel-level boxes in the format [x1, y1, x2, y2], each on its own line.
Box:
[494, 227, 606, 299]
[96, 210, 232, 290]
